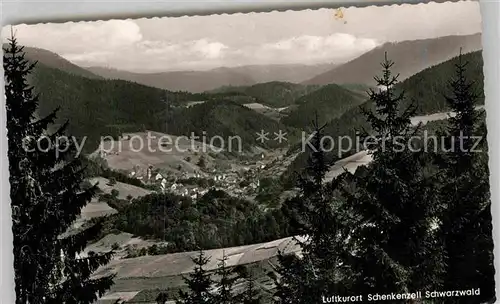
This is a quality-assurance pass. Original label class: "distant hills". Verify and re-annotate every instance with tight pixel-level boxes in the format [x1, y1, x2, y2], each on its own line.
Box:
[27, 63, 297, 153]
[282, 84, 368, 130]
[84, 34, 481, 93]
[166, 99, 295, 149]
[86, 64, 336, 93]
[323, 50, 484, 152]
[209, 81, 321, 108]
[86, 66, 255, 93]
[303, 34, 482, 86]
[283, 50, 484, 184]
[216, 63, 337, 85]
[29, 62, 206, 153]
[14, 37, 483, 156]
[17, 45, 301, 153]
[14, 45, 103, 79]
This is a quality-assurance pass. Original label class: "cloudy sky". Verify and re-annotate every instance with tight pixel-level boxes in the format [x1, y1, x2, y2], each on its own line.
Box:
[3, 0, 481, 72]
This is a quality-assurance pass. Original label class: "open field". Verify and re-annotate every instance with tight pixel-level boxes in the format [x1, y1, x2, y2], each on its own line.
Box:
[93, 131, 220, 174]
[324, 150, 372, 182]
[94, 236, 303, 280]
[410, 105, 485, 126]
[79, 177, 152, 220]
[242, 103, 290, 121]
[94, 236, 304, 303]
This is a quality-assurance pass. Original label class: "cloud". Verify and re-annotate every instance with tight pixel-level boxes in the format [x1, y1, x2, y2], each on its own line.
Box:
[137, 38, 227, 59]
[123, 34, 377, 70]
[191, 39, 227, 59]
[2, 1, 480, 71]
[62, 51, 114, 63]
[257, 33, 378, 64]
[5, 20, 142, 57]
[122, 38, 229, 70]
[137, 40, 179, 55]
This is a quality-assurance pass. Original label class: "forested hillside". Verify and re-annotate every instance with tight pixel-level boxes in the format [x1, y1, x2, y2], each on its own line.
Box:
[13, 44, 103, 79]
[399, 50, 484, 113]
[87, 66, 255, 93]
[87, 63, 336, 92]
[282, 84, 367, 130]
[282, 51, 484, 183]
[30, 63, 207, 152]
[96, 189, 292, 253]
[237, 82, 320, 108]
[323, 50, 484, 142]
[166, 99, 298, 149]
[303, 34, 481, 86]
[210, 81, 321, 108]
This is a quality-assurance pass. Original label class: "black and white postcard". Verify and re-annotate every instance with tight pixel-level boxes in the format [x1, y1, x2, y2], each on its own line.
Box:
[2, 0, 495, 303]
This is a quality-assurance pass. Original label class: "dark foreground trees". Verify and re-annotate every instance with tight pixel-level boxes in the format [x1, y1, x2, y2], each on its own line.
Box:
[237, 267, 263, 304]
[340, 54, 446, 294]
[273, 52, 496, 303]
[177, 250, 214, 304]
[213, 252, 239, 304]
[177, 249, 263, 304]
[5, 36, 114, 303]
[275, 54, 446, 301]
[435, 52, 495, 303]
[273, 118, 355, 304]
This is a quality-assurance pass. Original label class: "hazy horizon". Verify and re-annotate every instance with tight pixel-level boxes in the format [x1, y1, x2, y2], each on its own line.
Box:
[2, 0, 481, 73]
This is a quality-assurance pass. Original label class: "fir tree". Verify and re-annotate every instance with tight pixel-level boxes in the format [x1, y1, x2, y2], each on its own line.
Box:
[234, 265, 262, 304]
[436, 52, 495, 303]
[240, 274, 262, 304]
[5, 35, 114, 303]
[213, 251, 237, 304]
[156, 291, 169, 304]
[341, 53, 445, 294]
[273, 116, 354, 303]
[272, 252, 315, 304]
[177, 249, 214, 304]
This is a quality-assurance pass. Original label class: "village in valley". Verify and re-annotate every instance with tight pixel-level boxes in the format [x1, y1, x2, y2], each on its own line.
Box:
[92, 131, 295, 204]
[5, 1, 494, 303]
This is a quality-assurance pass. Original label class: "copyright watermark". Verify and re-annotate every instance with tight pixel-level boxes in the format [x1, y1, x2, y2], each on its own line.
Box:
[302, 130, 484, 158]
[99, 132, 243, 154]
[21, 135, 86, 158]
[20, 129, 484, 159]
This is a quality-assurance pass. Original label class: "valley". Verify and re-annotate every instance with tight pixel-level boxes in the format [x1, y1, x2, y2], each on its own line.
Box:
[18, 31, 486, 304]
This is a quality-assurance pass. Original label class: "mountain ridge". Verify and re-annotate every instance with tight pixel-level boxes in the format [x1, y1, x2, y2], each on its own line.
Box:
[303, 33, 482, 86]
[3, 44, 103, 79]
[86, 63, 338, 93]
[282, 50, 484, 185]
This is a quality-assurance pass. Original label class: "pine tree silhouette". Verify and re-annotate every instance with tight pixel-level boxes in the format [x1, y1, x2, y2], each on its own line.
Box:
[239, 271, 262, 304]
[177, 249, 214, 304]
[436, 51, 495, 303]
[156, 291, 169, 304]
[273, 114, 354, 303]
[4, 34, 114, 303]
[341, 53, 445, 294]
[213, 251, 237, 304]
